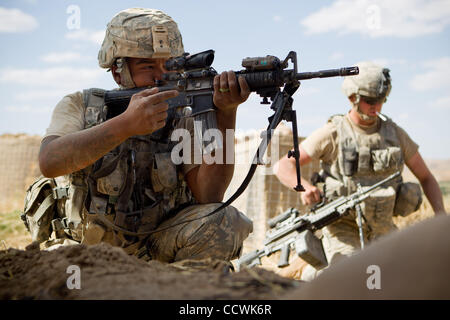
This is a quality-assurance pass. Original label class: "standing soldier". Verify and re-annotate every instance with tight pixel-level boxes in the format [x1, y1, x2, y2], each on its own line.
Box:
[274, 61, 446, 280]
[23, 8, 253, 264]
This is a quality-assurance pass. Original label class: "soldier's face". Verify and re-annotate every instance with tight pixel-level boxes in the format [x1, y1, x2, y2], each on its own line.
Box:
[127, 57, 168, 87]
[358, 97, 383, 118]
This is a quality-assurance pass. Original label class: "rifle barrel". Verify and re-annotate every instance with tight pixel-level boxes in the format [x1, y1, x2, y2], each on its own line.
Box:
[296, 66, 359, 80]
[267, 208, 298, 228]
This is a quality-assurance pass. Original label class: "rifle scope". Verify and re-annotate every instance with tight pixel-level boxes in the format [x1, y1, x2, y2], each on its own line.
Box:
[165, 50, 215, 71]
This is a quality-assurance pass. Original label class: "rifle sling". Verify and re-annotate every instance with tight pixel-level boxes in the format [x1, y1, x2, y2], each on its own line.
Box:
[141, 90, 289, 235]
[90, 89, 292, 236]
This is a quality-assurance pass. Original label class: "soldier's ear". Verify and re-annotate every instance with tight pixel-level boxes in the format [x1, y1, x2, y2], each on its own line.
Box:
[349, 94, 356, 103]
[110, 65, 122, 85]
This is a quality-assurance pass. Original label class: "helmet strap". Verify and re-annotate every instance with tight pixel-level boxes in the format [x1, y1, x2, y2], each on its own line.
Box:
[116, 58, 136, 89]
[352, 94, 377, 122]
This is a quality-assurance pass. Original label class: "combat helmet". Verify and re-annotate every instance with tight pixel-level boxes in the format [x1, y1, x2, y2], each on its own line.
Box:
[342, 61, 391, 120]
[98, 8, 184, 88]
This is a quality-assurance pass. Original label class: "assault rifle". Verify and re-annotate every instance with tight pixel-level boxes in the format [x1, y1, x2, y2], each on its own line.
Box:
[104, 50, 358, 193]
[236, 171, 401, 271]
[99, 50, 359, 235]
[104, 50, 358, 123]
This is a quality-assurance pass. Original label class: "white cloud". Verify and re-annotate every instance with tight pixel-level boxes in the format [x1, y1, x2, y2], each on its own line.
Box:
[40, 52, 88, 63]
[0, 7, 38, 33]
[301, 0, 450, 38]
[0, 66, 108, 115]
[410, 57, 450, 91]
[65, 29, 105, 45]
[0, 67, 105, 90]
[411, 58, 450, 112]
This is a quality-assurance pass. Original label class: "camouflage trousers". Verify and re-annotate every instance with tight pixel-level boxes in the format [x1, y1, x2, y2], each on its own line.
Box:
[82, 203, 253, 263]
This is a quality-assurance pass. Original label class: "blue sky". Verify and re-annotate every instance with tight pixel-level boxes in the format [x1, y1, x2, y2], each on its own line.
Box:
[0, 0, 449, 159]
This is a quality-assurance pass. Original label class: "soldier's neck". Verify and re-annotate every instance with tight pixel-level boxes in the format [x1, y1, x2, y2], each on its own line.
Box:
[348, 109, 377, 127]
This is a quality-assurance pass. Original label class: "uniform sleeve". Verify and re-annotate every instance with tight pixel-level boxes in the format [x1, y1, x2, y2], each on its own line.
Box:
[394, 123, 419, 162]
[300, 122, 338, 163]
[43, 92, 84, 140]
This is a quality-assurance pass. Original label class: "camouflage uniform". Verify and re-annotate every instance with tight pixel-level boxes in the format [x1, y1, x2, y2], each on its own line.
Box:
[301, 62, 422, 281]
[23, 8, 252, 263]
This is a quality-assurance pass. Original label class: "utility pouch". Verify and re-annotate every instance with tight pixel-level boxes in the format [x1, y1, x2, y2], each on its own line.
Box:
[372, 147, 402, 172]
[151, 152, 178, 192]
[394, 182, 423, 217]
[21, 176, 57, 242]
[342, 146, 358, 176]
[96, 154, 128, 196]
[358, 146, 372, 172]
[295, 230, 328, 270]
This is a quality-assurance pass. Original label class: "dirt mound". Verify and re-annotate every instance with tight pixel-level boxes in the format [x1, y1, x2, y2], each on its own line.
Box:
[0, 242, 301, 300]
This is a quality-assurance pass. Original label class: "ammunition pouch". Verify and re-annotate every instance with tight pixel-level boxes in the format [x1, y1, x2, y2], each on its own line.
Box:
[151, 152, 178, 193]
[22, 174, 85, 243]
[393, 182, 423, 217]
[342, 146, 358, 176]
[96, 152, 128, 197]
[21, 176, 57, 242]
[372, 146, 402, 172]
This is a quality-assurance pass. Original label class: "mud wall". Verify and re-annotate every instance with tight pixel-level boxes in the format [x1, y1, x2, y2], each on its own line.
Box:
[0, 134, 42, 213]
[224, 124, 320, 252]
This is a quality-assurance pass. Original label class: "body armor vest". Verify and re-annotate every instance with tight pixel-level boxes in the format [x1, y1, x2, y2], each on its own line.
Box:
[82, 88, 195, 235]
[322, 114, 404, 197]
[321, 114, 405, 238]
[22, 88, 196, 247]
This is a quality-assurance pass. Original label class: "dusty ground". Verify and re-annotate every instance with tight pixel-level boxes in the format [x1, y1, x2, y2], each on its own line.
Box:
[0, 242, 301, 300]
[2, 214, 449, 301]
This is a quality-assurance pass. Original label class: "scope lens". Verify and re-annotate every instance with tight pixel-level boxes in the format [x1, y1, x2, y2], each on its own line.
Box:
[165, 57, 185, 71]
